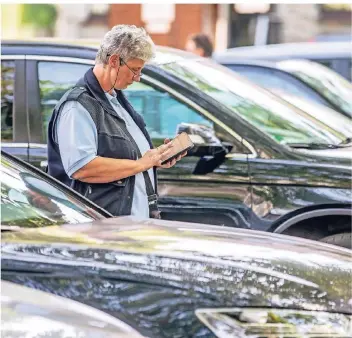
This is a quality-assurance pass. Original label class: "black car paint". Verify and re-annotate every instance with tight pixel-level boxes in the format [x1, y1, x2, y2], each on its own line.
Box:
[2, 41, 351, 238]
[2, 216, 352, 337]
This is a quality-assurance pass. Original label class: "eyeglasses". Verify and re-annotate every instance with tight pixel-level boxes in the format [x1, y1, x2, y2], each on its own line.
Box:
[120, 58, 143, 80]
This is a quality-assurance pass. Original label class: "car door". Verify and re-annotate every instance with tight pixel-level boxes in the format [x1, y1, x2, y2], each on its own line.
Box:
[26, 56, 93, 170]
[1, 56, 29, 162]
[124, 76, 254, 228]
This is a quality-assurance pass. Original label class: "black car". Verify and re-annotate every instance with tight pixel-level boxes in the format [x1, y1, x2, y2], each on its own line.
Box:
[212, 58, 352, 118]
[1, 41, 352, 247]
[1, 150, 352, 337]
[213, 41, 352, 81]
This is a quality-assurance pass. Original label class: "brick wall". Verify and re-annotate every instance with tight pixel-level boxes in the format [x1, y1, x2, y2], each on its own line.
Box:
[108, 4, 207, 49]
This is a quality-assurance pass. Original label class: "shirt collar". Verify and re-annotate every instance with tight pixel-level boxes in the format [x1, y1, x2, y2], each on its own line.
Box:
[104, 90, 118, 104]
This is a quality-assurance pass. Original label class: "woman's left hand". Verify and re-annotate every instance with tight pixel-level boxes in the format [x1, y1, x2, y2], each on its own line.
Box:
[159, 138, 187, 169]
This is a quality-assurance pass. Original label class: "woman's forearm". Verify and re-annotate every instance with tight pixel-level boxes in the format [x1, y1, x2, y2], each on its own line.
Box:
[72, 156, 145, 183]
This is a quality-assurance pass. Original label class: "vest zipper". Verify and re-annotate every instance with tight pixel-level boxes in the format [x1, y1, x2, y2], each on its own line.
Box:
[84, 185, 92, 197]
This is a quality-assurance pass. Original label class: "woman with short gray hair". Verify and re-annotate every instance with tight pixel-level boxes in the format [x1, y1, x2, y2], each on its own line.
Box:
[96, 25, 155, 65]
[47, 24, 186, 219]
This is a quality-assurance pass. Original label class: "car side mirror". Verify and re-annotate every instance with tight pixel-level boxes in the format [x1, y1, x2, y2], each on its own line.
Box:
[176, 123, 233, 156]
[176, 123, 234, 175]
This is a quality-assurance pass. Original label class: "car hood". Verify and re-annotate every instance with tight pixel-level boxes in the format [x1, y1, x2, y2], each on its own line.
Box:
[2, 217, 352, 313]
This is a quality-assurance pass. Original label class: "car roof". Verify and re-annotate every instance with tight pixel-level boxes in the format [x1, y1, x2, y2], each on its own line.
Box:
[1, 39, 201, 65]
[214, 58, 282, 68]
[214, 41, 352, 62]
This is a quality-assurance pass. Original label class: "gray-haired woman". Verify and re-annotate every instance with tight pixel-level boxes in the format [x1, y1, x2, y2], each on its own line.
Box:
[47, 25, 186, 218]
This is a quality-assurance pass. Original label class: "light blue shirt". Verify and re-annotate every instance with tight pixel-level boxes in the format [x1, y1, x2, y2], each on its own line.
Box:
[55, 91, 154, 218]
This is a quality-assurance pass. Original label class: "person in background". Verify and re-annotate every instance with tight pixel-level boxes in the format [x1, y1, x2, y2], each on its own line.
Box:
[185, 33, 213, 58]
[47, 25, 186, 219]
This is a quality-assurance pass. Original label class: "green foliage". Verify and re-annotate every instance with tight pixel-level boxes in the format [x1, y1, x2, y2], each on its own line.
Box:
[21, 4, 57, 30]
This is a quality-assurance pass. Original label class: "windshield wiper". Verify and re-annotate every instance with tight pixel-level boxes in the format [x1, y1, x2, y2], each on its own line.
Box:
[338, 137, 352, 146]
[288, 143, 340, 150]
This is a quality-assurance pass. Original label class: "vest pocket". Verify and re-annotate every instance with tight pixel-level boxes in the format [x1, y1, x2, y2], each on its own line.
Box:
[97, 133, 132, 160]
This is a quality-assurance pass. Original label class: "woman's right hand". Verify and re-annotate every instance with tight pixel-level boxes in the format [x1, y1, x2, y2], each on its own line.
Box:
[138, 143, 174, 170]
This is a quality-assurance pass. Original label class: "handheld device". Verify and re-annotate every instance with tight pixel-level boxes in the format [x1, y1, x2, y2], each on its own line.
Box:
[160, 132, 194, 165]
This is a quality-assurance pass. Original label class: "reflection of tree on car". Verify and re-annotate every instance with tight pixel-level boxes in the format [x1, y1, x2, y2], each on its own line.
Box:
[1, 158, 103, 228]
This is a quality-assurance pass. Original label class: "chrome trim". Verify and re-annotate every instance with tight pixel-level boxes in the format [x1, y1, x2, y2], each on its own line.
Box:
[29, 143, 47, 149]
[274, 208, 352, 234]
[142, 74, 257, 158]
[25, 55, 95, 65]
[1, 55, 25, 60]
[1, 143, 28, 148]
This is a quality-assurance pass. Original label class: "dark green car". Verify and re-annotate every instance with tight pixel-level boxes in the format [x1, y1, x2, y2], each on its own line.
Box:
[2, 41, 351, 247]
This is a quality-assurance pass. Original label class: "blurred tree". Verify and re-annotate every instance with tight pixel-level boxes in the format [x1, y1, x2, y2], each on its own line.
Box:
[21, 4, 57, 36]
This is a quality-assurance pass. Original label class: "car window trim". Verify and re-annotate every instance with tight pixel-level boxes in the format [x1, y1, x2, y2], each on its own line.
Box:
[13, 55, 257, 158]
[1, 143, 29, 148]
[26, 60, 42, 143]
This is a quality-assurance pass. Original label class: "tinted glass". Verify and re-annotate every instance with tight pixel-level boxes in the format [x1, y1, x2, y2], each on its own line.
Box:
[1, 155, 105, 228]
[278, 60, 352, 116]
[38, 62, 91, 141]
[230, 66, 330, 107]
[1, 60, 15, 142]
[124, 82, 213, 145]
[160, 59, 347, 146]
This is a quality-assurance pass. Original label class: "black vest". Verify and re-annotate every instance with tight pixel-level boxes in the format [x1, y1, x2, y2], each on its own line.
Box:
[47, 67, 157, 216]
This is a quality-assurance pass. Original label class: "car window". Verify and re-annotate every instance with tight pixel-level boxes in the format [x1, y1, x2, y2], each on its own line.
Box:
[160, 59, 347, 146]
[1, 156, 105, 228]
[1, 60, 15, 142]
[278, 60, 352, 117]
[38, 62, 91, 141]
[124, 82, 213, 143]
[124, 81, 249, 153]
[229, 66, 331, 108]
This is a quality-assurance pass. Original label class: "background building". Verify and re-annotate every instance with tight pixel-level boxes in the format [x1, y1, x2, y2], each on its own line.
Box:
[1, 4, 351, 51]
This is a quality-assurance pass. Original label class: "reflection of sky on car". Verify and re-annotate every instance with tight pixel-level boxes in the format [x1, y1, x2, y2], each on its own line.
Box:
[162, 60, 345, 145]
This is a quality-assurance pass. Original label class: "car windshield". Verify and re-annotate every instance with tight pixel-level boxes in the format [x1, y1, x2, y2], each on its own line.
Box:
[159, 59, 347, 146]
[1, 155, 106, 228]
[277, 60, 352, 117]
[272, 90, 352, 138]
